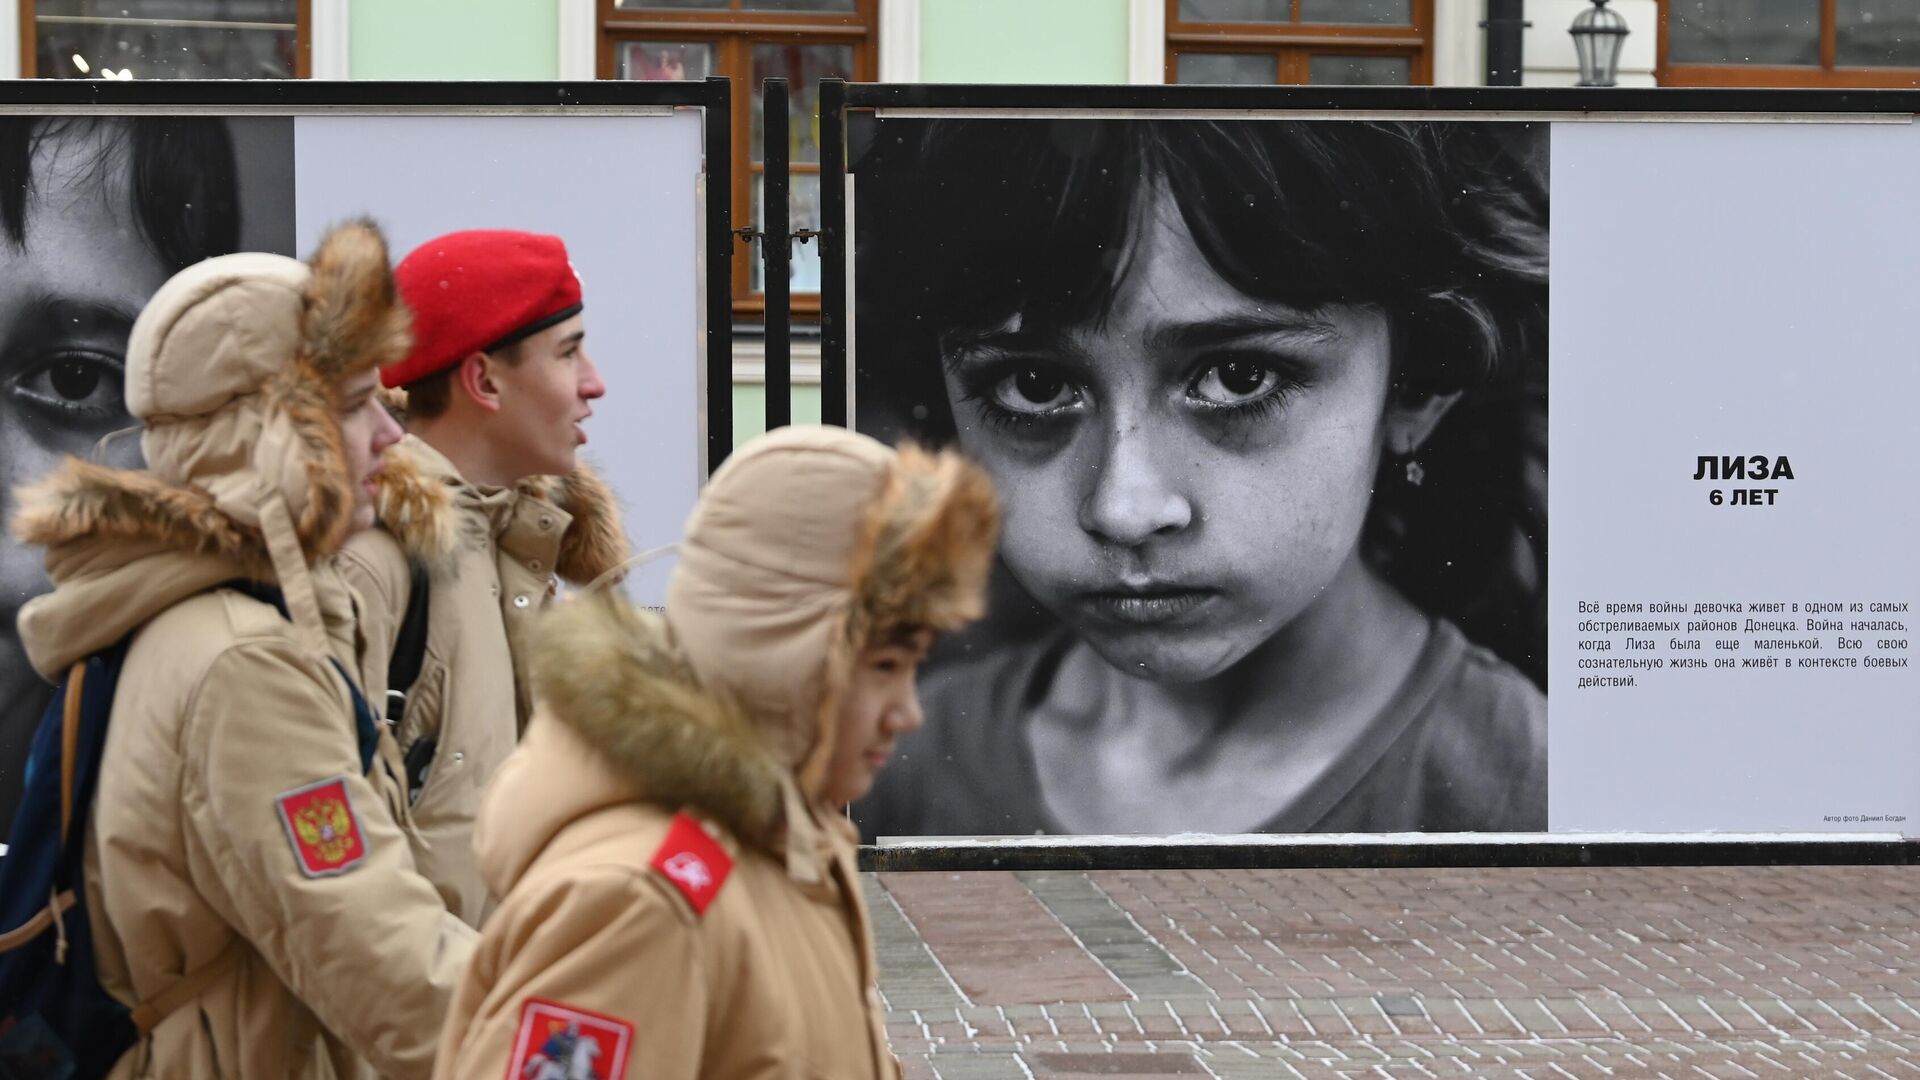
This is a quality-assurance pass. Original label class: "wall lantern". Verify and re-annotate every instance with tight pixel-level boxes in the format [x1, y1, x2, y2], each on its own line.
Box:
[1571, 0, 1630, 87]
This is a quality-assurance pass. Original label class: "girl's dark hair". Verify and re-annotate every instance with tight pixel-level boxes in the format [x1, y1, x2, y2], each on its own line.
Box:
[0, 116, 241, 272]
[854, 118, 1549, 686]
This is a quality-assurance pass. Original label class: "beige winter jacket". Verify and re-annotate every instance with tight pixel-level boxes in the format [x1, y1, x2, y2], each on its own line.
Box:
[11, 224, 473, 1079]
[338, 436, 627, 926]
[434, 426, 999, 1080]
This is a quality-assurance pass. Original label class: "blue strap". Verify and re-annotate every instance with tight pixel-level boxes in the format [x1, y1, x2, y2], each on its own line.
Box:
[223, 581, 380, 774]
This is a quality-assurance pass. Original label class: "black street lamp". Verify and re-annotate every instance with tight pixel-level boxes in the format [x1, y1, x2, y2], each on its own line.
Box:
[1570, 0, 1630, 87]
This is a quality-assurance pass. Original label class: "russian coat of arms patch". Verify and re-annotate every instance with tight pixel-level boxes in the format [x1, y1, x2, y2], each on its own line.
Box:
[274, 776, 366, 877]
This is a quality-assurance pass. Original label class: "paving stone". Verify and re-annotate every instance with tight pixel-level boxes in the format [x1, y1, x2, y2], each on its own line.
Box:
[876, 866, 1920, 1078]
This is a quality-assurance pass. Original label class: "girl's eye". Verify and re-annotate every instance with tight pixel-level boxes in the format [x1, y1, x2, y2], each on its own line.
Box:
[990, 367, 1079, 416]
[1190, 359, 1279, 406]
[11, 352, 126, 420]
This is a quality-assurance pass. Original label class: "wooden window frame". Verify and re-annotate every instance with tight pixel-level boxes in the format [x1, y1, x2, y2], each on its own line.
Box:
[20, 0, 312, 78]
[1164, 0, 1434, 86]
[1657, 0, 1920, 88]
[599, 0, 877, 319]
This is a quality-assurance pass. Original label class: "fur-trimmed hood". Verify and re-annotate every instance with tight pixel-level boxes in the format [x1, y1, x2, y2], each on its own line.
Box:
[366, 435, 630, 585]
[507, 426, 997, 881]
[12, 220, 410, 676]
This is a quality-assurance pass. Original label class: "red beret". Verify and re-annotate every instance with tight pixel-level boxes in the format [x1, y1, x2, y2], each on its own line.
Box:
[384, 229, 584, 388]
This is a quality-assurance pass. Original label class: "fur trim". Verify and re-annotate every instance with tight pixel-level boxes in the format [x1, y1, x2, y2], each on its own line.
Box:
[370, 439, 461, 570]
[377, 385, 410, 424]
[370, 447, 631, 579]
[11, 457, 269, 573]
[518, 462, 631, 585]
[301, 219, 413, 382]
[530, 591, 786, 847]
[852, 443, 1001, 642]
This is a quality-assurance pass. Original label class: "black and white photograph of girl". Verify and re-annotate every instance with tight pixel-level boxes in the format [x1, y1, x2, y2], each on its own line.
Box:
[0, 116, 293, 834]
[851, 117, 1548, 838]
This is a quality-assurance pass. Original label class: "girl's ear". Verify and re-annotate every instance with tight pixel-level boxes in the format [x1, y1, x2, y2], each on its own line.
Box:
[1383, 385, 1463, 456]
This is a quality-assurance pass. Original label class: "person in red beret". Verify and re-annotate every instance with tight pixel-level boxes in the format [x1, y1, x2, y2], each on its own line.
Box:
[337, 229, 632, 928]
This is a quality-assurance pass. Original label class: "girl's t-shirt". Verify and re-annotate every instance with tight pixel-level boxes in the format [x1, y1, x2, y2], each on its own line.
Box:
[852, 617, 1547, 840]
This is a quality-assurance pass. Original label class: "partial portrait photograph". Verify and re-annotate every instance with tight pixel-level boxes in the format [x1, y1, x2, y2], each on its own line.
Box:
[850, 117, 1549, 838]
[0, 116, 293, 832]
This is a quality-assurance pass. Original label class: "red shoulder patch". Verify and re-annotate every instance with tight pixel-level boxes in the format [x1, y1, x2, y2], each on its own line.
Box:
[275, 777, 366, 878]
[648, 811, 732, 916]
[507, 998, 632, 1080]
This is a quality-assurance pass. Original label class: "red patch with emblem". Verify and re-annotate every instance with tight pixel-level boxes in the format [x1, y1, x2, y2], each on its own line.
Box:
[507, 999, 632, 1080]
[648, 811, 731, 915]
[275, 776, 366, 878]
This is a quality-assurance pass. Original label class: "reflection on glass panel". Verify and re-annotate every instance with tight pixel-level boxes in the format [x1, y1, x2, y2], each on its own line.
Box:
[1669, 0, 1819, 65]
[1176, 52, 1280, 84]
[618, 41, 716, 81]
[741, 0, 858, 10]
[35, 0, 297, 79]
[615, 0, 729, 9]
[751, 44, 854, 164]
[1301, 0, 1413, 25]
[1308, 54, 1412, 83]
[750, 174, 825, 294]
[1179, 0, 1291, 23]
[1836, 0, 1920, 68]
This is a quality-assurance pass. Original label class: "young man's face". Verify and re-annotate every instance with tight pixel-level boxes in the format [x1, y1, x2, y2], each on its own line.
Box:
[821, 629, 935, 807]
[339, 369, 404, 534]
[487, 314, 605, 479]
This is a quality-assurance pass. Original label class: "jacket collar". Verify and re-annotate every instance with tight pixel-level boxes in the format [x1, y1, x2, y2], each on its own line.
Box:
[370, 435, 630, 584]
[513, 590, 837, 884]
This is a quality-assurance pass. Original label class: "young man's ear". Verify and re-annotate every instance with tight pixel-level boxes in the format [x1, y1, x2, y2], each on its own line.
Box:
[1383, 384, 1463, 457]
[455, 351, 503, 414]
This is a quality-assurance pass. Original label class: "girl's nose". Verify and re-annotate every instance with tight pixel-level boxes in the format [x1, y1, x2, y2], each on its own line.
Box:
[885, 691, 925, 736]
[1077, 420, 1192, 546]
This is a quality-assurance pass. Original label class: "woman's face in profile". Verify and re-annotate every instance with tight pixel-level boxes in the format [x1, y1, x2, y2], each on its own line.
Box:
[0, 124, 166, 692]
[940, 183, 1394, 684]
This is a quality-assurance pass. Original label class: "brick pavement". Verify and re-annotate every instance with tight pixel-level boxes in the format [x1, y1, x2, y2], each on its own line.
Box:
[863, 866, 1920, 1079]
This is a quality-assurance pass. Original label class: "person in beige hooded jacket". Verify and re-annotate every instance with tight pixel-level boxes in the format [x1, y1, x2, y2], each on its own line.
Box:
[10, 221, 474, 1078]
[434, 425, 999, 1080]
[338, 229, 628, 928]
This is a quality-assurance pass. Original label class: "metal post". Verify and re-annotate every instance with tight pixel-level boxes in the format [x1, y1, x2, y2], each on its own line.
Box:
[762, 78, 792, 431]
[702, 75, 734, 471]
[1483, 0, 1530, 86]
[818, 78, 847, 427]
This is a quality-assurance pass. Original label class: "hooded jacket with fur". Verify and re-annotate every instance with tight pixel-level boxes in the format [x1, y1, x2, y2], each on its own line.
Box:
[337, 434, 627, 926]
[11, 222, 473, 1080]
[433, 426, 998, 1080]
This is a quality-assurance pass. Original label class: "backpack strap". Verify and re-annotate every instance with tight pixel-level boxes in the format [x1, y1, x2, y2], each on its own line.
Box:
[0, 889, 75, 953]
[59, 659, 84, 844]
[385, 559, 431, 725]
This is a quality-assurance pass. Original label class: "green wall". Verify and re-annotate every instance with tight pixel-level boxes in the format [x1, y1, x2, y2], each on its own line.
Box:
[733, 383, 824, 447]
[350, 0, 557, 79]
[921, 0, 1130, 83]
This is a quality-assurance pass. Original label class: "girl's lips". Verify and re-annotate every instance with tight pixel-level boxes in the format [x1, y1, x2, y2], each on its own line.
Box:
[1073, 587, 1221, 626]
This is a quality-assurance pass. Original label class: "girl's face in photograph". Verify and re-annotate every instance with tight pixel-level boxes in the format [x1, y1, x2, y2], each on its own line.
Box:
[942, 183, 1395, 684]
[0, 125, 165, 682]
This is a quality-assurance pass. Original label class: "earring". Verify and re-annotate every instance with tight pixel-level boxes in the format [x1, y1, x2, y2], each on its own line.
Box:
[1404, 458, 1425, 487]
